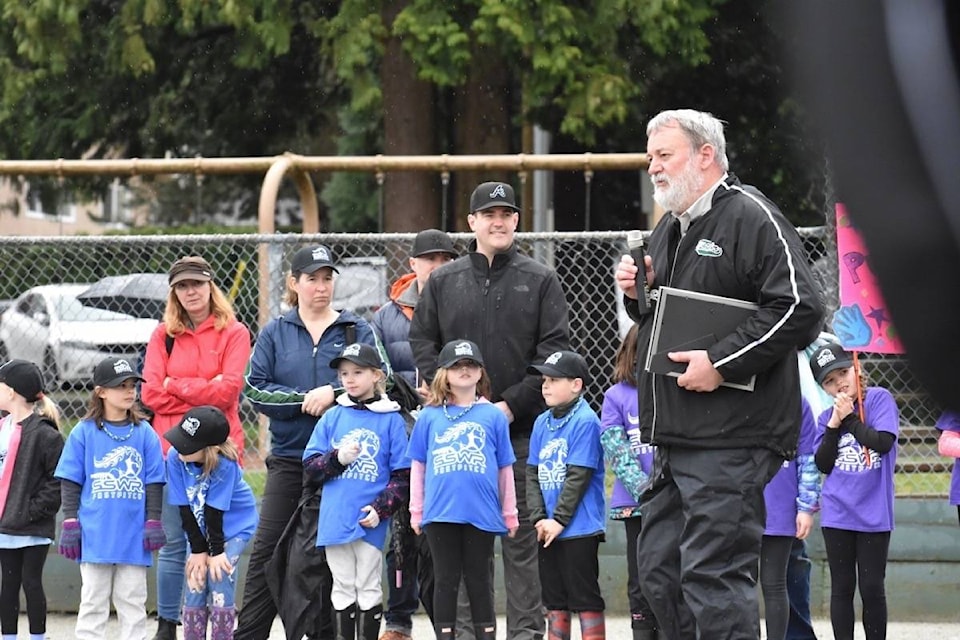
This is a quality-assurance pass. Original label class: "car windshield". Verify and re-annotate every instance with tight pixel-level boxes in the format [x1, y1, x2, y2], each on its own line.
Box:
[54, 294, 138, 322]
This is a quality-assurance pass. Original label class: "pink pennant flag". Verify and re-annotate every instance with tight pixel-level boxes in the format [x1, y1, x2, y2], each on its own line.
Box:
[834, 203, 904, 354]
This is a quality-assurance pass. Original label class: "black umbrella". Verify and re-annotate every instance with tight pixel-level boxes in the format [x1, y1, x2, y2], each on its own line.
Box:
[78, 273, 169, 319]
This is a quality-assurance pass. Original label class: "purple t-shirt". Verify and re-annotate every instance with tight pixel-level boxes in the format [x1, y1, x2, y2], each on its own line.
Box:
[814, 386, 899, 532]
[599, 382, 655, 509]
[934, 411, 960, 506]
[764, 398, 816, 536]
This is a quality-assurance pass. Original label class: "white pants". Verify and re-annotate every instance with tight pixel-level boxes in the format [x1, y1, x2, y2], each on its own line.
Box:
[325, 539, 383, 610]
[76, 563, 148, 640]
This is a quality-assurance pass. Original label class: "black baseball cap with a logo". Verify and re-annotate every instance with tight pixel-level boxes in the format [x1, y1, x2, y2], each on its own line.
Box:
[527, 350, 591, 384]
[411, 229, 457, 258]
[469, 182, 520, 213]
[438, 340, 484, 369]
[290, 245, 339, 275]
[164, 405, 231, 455]
[94, 357, 144, 388]
[330, 343, 383, 369]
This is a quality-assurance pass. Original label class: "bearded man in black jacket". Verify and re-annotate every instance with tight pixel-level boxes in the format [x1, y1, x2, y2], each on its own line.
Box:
[410, 181, 571, 640]
[616, 109, 823, 640]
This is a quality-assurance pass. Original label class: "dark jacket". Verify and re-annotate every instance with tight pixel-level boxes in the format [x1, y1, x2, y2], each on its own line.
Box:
[244, 308, 378, 458]
[372, 273, 418, 386]
[0, 412, 64, 539]
[410, 241, 571, 438]
[630, 174, 822, 456]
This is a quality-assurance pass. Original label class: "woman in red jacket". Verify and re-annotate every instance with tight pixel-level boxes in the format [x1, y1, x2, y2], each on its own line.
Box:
[140, 256, 251, 640]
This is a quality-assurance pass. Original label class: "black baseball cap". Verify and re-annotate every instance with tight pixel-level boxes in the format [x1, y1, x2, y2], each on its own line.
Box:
[169, 256, 214, 286]
[164, 405, 231, 455]
[290, 245, 339, 275]
[411, 229, 457, 258]
[0, 359, 44, 401]
[527, 350, 591, 384]
[437, 340, 484, 369]
[330, 343, 383, 369]
[94, 357, 144, 388]
[469, 182, 520, 213]
[809, 342, 854, 385]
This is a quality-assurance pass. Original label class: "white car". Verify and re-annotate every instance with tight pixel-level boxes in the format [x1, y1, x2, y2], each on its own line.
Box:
[0, 284, 159, 388]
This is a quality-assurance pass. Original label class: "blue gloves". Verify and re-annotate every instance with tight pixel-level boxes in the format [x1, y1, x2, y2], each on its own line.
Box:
[144, 519, 167, 552]
[59, 520, 81, 561]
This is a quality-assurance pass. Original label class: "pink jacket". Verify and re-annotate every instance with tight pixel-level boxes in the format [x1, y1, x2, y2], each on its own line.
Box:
[141, 316, 251, 459]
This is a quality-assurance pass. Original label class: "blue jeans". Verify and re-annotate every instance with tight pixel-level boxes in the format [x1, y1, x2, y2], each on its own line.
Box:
[157, 487, 188, 622]
[184, 537, 248, 608]
[786, 537, 818, 640]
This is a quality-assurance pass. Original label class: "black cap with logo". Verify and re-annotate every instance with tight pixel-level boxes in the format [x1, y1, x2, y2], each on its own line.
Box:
[164, 405, 231, 455]
[527, 350, 591, 384]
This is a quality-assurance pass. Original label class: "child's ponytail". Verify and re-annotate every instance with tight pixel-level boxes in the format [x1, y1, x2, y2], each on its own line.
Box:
[35, 395, 62, 430]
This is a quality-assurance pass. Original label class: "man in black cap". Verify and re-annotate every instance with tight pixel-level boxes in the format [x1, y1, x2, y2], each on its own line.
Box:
[372, 229, 456, 640]
[410, 182, 570, 640]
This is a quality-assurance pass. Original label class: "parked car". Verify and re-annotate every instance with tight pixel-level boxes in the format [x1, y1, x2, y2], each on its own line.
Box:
[0, 284, 159, 388]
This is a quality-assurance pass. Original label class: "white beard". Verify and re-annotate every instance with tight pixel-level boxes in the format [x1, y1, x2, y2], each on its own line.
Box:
[651, 156, 704, 213]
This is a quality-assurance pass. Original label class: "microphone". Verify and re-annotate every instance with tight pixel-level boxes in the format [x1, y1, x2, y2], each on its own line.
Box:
[627, 230, 652, 317]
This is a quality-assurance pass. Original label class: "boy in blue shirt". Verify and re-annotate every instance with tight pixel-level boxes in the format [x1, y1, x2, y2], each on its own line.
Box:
[526, 350, 606, 640]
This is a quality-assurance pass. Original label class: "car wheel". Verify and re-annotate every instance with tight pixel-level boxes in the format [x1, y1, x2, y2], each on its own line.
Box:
[42, 349, 60, 391]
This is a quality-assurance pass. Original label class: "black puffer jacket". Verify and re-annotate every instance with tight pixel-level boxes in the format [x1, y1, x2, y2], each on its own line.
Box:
[629, 175, 822, 456]
[410, 241, 571, 438]
[0, 412, 64, 539]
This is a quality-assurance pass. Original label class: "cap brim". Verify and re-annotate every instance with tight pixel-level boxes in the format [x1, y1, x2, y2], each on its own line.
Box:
[815, 360, 854, 385]
[527, 363, 587, 382]
[413, 250, 457, 259]
[330, 355, 379, 369]
[439, 356, 484, 369]
[163, 429, 202, 456]
[473, 202, 520, 213]
[299, 263, 340, 275]
[169, 271, 212, 285]
[99, 374, 144, 388]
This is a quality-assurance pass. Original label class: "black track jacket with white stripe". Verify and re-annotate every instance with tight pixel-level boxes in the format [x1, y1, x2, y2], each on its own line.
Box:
[631, 174, 823, 457]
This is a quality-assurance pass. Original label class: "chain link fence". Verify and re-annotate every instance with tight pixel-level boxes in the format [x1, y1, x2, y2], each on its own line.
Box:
[0, 229, 948, 495]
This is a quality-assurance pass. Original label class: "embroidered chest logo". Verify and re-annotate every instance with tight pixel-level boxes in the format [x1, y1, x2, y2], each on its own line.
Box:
[695, 239, 723, 257]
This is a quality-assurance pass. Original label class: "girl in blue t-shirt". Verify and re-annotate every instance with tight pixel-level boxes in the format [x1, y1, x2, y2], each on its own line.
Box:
[54, 356, 165, 640]
[809, 343, 898, 640]
[406, 339, 517, 640]
[302, 343, 411, 640]
[526, 350, 606, 640]
[163, 405, 258, 640]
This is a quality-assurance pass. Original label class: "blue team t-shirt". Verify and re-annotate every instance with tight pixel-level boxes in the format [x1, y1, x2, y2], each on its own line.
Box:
[54, 418, 165, 566]
[406, 403, 515, 535]
[165, 450, 258, 542]
[303, 405, 410, 549]
[528, 399, 606, 540]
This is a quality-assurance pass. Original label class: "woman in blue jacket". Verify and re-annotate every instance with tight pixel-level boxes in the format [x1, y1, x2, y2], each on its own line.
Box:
[235, 244, 383, 640]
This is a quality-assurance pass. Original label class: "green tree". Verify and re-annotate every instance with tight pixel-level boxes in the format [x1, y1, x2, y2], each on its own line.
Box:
[0, 0, 725, 231]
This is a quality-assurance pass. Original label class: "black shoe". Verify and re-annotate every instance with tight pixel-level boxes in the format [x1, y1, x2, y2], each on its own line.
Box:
[334, 604, 358, 640]
[357, 605, 382, 640]
[151, 617, 178, 640]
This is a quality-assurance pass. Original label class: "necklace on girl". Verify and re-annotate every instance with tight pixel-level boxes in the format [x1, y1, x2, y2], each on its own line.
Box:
[100, 422, 135, 442]
[442, 396, 478, 422]
[546, 397, 583, 432]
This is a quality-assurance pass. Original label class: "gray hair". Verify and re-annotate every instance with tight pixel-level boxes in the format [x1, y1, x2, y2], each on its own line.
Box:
[646, 109, 729, 171]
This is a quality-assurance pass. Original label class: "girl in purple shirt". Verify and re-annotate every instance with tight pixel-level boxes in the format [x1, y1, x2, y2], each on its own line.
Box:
[809, 343, 898, 640]
[934, 411, 960, 525]
[760, 397, 820, 640]
[599, 325, 658, 639]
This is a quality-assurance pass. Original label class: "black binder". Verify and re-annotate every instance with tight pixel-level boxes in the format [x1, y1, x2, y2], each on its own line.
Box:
[645, 286, 759, 391]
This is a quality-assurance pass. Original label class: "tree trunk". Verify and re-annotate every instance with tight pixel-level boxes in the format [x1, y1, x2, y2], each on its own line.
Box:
[380, 0, 439, 233]
[451, 46, 513, 231]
